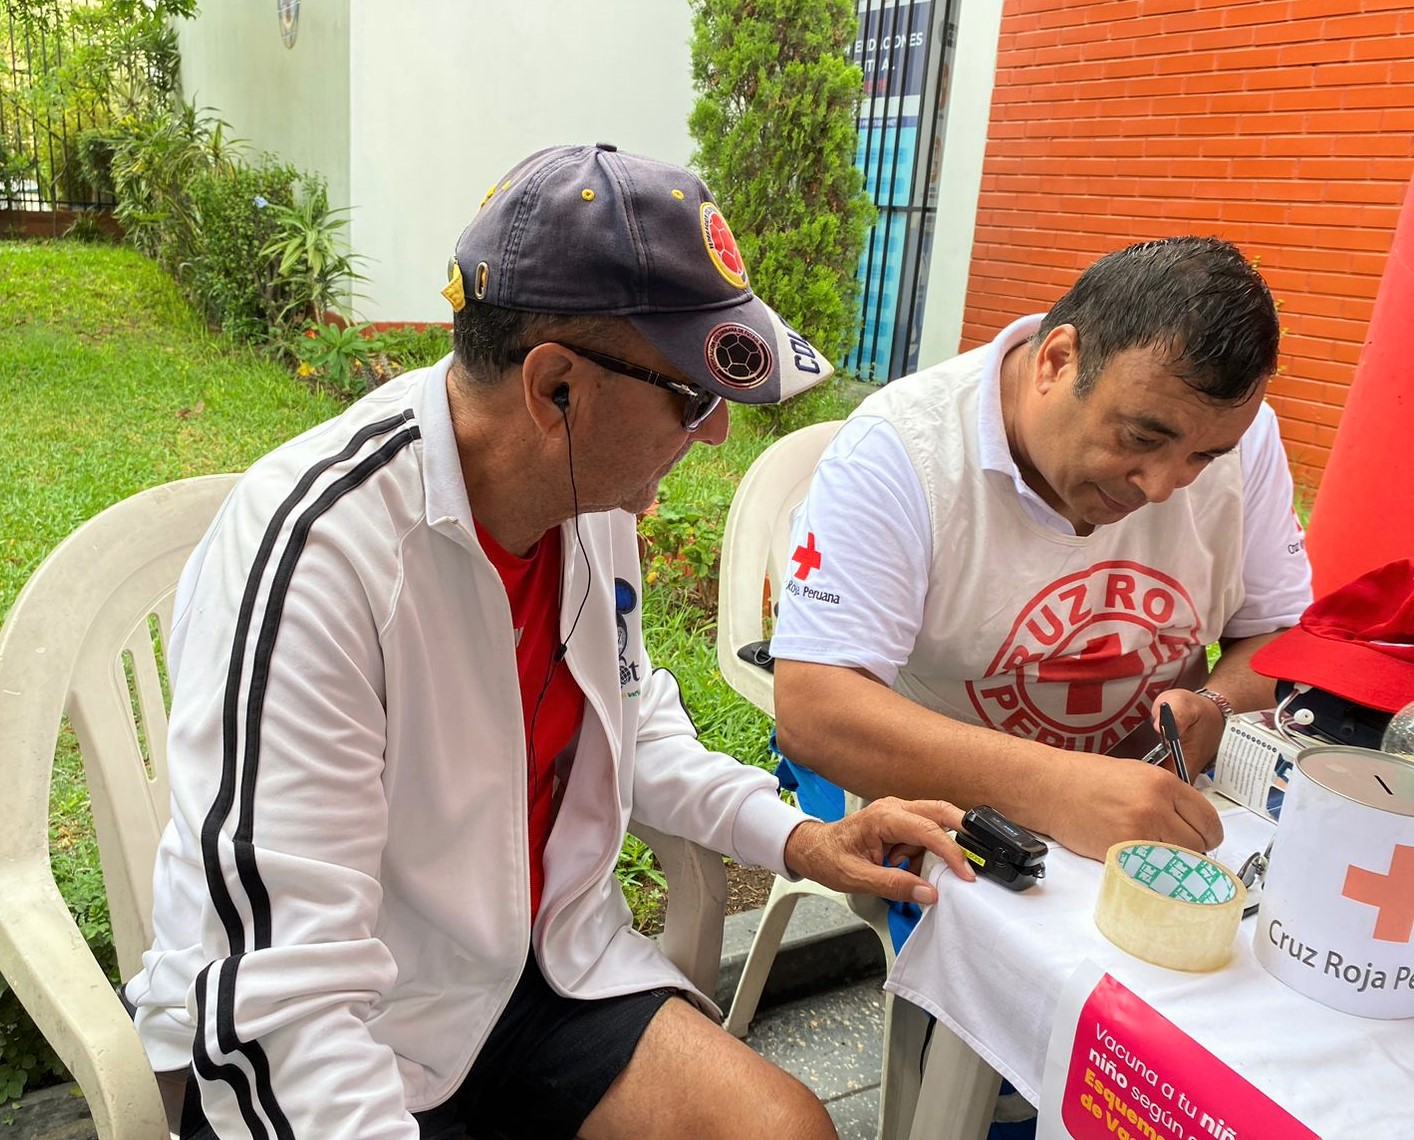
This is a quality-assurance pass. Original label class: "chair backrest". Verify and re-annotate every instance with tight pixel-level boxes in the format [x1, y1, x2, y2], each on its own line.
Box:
[0, 475, 236, 1140]
[2, 474, 239, 977]
[716, 421, 843, 717]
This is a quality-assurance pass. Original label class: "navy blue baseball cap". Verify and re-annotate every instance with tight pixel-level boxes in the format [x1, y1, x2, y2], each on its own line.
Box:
[445, 142, 834, 405]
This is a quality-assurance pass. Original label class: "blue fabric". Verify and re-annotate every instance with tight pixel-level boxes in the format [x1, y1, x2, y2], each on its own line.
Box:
[769, 736, 919, 952]
[772, 750, 845, 822]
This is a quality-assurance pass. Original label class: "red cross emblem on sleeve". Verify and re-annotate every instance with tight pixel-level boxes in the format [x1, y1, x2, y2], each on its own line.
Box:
[791, 532, 822, 580]
[1343, 844, 1414, 943]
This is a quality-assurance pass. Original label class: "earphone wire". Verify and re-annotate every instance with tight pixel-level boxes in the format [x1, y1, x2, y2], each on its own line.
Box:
[526, 400, 591, 791]
[558, 399, 592, 654]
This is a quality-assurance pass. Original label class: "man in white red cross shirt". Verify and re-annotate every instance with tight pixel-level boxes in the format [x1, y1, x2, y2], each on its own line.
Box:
[770, 236, 1313, 861]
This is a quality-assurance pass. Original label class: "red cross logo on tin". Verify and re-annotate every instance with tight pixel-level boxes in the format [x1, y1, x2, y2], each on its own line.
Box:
[791, 533, 822, 581]
[1343, 844, 1414, 943]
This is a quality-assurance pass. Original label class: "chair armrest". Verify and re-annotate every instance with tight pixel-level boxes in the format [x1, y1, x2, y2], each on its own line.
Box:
[0, 863, 167, 1140]
[626, 819, 728, 997]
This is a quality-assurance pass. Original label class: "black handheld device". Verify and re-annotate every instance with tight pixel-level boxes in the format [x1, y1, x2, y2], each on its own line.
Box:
[955, 806, 1048, 891]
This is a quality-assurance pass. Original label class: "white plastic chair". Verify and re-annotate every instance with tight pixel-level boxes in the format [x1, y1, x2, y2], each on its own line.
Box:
[713, 421, 900, 1039]
[0, 474, 727, 1140]
[0, 474, 238, 1140]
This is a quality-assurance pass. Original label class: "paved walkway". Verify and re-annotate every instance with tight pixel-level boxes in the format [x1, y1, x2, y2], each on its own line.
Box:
[747, 976, 888, 1140]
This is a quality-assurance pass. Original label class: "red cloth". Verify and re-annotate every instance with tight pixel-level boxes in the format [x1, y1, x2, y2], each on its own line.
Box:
[1252, 557, 1414, 713]
[475, 521, 585, 919]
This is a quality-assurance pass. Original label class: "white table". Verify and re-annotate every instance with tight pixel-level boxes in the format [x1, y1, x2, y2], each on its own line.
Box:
[883, 806, 1414, 1140]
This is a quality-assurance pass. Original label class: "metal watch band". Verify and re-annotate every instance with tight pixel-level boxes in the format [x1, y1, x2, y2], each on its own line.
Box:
[1195, 687, 1235, 721]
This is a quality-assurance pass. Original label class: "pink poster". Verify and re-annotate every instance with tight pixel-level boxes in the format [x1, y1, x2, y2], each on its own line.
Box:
[1053, 973, 1318, 1140]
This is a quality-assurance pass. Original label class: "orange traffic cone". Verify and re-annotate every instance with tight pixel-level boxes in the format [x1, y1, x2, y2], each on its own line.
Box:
[1305, 175, 1414, 597]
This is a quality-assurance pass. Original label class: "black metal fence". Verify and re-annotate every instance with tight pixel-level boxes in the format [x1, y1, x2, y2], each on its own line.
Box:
[847, 0, 958, 383]
[1, 0, 115, 211]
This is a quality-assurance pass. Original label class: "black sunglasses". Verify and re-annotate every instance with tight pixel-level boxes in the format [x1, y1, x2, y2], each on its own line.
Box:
[516, 343, 722, 431]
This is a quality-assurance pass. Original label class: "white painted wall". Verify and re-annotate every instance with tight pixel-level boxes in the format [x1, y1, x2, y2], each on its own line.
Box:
[175, 1, 988, 337]
[177, 1, 696, 323]
[176, 1, 351, 213]
[348, 1, 697, 322]
[914, 0, 1003, 364]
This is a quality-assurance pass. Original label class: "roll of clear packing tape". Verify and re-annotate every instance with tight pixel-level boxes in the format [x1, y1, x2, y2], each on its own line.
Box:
[1095, 842, 1247, 972]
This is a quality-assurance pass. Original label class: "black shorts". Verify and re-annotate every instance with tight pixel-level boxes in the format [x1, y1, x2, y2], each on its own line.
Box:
[178, 955, 677, 1140]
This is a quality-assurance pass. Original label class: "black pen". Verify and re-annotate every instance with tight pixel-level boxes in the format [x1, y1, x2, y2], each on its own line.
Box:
[1158, 702, 1190, 784]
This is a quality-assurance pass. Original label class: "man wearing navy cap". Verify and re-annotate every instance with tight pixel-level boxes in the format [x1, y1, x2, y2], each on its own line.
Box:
[122, 143, 975, 1139]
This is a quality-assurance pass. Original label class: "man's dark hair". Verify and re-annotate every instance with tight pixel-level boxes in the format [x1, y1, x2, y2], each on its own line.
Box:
[1032, 236, 1279, 403]
[452, 300, 618, 385]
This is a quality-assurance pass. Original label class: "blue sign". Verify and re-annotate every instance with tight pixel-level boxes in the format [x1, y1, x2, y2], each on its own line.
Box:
[850, 0, 935, 381]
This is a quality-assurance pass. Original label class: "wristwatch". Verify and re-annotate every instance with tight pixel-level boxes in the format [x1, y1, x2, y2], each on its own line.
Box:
[1195, 687, 1235, 722]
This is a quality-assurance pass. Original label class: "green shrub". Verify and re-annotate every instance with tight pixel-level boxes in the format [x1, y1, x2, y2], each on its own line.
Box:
[378, 324, 452, 373]
[640, 484, 734, 617]
[98, 109, 364, 349]
[293, 320, 385, 398]
[0, 983, 66, 1106]
[2, 0, 190, 211]
[689, 0, 875, 368]
[99, 101, 242, 269]
[75, 130, 118, 200]
[0, 137, 29, 203]
[260, 187, 364, 327]
[187, 159, 302, 341]
[62, 208, 111, 243]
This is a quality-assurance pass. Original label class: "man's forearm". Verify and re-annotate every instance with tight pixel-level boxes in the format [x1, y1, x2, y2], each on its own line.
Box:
[772, 658, 1064, 837]
[1206, 629, 1285, 712]
[772, 658, 1225, 860]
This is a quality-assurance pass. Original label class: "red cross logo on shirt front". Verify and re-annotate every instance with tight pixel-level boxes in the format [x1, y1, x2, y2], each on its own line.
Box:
[1034, 633, 1146, 716]
[1343, 844, 1414, 943]
[791, 533, 822, 580]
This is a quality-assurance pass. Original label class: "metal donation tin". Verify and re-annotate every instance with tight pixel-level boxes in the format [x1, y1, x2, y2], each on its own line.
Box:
[1253, 746, 1414, 1018]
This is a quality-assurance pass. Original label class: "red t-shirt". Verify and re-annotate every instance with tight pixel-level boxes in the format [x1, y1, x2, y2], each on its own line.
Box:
[474, 521, 586, 920]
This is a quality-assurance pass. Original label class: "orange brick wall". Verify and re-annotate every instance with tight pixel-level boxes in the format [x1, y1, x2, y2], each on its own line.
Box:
[962, 0, 1414, 491]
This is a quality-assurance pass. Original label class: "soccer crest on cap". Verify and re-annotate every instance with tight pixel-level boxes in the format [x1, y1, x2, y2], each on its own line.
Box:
[700, 203, 748, 290]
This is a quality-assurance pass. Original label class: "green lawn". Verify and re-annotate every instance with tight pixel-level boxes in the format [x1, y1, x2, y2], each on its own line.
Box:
[0, 242, 345, 616]
[0, 241, 351, 1099]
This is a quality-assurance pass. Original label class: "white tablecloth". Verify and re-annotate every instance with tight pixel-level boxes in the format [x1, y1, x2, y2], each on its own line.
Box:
[885, 808, 1414, 1135]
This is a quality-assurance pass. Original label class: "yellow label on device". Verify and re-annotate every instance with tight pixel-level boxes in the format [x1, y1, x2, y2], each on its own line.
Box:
[963, 848, 987, 868]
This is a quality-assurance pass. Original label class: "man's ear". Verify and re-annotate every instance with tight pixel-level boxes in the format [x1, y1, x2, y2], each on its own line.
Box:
[1034, 324, 1078, 395]
[520, 343, 578, 433]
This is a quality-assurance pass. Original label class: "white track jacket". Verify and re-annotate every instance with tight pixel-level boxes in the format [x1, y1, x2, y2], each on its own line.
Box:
[124, 358, 804, 1138]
